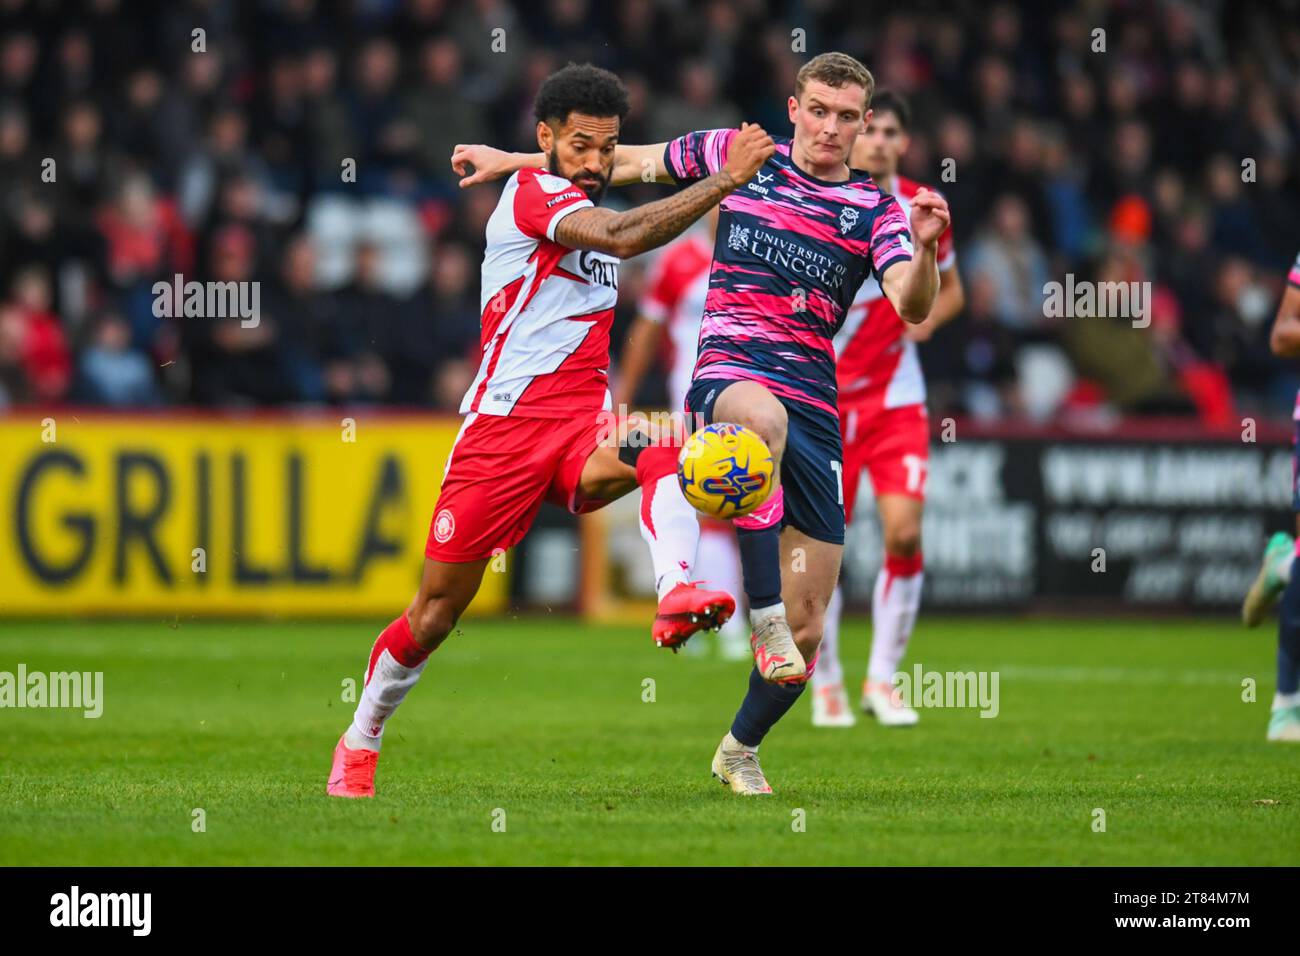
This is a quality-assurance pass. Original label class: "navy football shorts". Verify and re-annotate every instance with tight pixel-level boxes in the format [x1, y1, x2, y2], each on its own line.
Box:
[686, 377, 845, 545]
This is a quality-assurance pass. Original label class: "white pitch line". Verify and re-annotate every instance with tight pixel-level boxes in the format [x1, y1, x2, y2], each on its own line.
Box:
[990, 664, 1245, 686]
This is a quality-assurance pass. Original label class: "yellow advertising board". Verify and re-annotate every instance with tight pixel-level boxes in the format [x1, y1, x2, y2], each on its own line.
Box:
[0, 413, 506, 616]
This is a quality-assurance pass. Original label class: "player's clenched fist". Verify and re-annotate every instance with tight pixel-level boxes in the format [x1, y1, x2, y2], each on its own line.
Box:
[908, 186, 951, 248]
[721, 122, 776, 189]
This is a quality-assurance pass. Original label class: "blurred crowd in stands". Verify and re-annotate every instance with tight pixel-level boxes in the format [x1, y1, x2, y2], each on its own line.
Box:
[0, 0, 1298, 426]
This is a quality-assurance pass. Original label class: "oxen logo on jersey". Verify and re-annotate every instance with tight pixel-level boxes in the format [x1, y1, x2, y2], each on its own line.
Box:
[433, 508, 455, 544]
[536, 173, 576, 194]
[727, 223, 750, 252]
[839, 206, 860, 235]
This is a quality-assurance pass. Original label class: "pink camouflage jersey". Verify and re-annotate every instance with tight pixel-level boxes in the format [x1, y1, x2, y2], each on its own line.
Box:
[662, 129, 914, 420]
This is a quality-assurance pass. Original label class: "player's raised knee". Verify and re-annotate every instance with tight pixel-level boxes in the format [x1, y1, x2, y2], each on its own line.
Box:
[733, 400, 788, 455]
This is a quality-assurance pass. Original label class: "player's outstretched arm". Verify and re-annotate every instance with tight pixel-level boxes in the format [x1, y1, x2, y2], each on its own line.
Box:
[451, 144, 544, 188]
[451, 142, 677, 188]
[554, 125, 773, 259]
[881, 187, 950, 323]
[608, 143, 676, 185]
[1269, 284, 1300, 358]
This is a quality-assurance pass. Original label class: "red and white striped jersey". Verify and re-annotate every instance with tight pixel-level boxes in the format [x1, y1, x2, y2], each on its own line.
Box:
[833, 175, 956, 413]
[637, 229, 713, 411]
[461, 166, 620, 418]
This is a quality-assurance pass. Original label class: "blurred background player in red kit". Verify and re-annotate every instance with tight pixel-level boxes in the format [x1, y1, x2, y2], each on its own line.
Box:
[811, 91, 965, 728]
[614, 206, 749, 661]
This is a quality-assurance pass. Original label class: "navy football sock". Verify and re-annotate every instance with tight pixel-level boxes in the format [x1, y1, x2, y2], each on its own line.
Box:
[736, 525, 783, 610]
[1277, 561, 1300, 696]
[730, 665, 806, 747]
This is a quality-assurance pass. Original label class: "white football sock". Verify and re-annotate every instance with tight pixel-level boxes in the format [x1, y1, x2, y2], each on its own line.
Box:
[750, 601, 786, 627]
[639, 473, 701, 600]
[697, 525, 747, 639]
[868, 566, 924, 683]
[351, 651, 428, 747]
[722, 731, 755, 753]
[1273, 691, 1300, 711]
[812, 585, 844, 690]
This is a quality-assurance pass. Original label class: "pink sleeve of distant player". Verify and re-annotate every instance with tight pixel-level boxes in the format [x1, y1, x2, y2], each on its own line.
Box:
[662, 129, 738, 183]
[1289, 250, 1300, 289]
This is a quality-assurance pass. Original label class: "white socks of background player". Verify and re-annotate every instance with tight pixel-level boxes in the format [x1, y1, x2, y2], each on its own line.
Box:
[868, 553, 924, 684]
[811, 585, 845, 691]
[347, 613, 431, 752]
[636, 445, 701, 599]
[698, 523, 747, 640]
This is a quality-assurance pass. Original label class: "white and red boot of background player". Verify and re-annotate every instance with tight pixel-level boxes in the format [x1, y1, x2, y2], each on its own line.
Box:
[812, 552, 924, 727]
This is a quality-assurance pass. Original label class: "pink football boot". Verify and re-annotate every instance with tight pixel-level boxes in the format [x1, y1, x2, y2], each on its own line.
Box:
[327, 734, 379, 798]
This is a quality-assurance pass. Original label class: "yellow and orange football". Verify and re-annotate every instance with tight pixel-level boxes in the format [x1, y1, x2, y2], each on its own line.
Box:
[677, 423, 775, 519]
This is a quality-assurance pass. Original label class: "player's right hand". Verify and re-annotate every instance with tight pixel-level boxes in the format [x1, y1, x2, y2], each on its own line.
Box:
[451, 144, 516, 188]
[722, 123, 776, 187]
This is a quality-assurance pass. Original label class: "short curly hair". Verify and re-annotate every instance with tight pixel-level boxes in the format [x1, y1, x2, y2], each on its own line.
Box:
[533, 62, 630, 128]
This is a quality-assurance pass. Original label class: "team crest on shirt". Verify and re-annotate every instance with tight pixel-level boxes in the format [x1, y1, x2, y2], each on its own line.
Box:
[536, 173, 576, 194]
[433, 508, 455, 544]
[838, 206, 860, 235]
[727, 223, 750, 251]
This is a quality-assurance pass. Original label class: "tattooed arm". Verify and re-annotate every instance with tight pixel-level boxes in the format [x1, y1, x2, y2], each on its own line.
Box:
[554, 124, 773, 258]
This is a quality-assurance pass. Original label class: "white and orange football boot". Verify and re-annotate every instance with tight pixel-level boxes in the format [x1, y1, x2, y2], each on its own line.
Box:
[811, 682, 856, 727]
[862, 679, 919, 727]
[711, 733, 773, 795]
[750, 610, 806, 683]
[327, 734, 379, 798]
[652, 581, 736, 651]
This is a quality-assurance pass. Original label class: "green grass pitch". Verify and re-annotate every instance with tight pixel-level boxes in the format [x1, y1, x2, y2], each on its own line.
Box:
[0, 615, 1296, 866]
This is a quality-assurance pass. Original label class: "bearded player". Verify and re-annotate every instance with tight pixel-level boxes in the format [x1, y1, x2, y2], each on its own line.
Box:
[327, 64, 775, 797]
[455, 53, 948, 794]
[811, 91, 965, 728]
[1242, 248, 1300, 742]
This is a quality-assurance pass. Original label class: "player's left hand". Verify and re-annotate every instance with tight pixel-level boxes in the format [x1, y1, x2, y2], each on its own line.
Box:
[451, 144, 516, 188]
[909, 187, 950, 248]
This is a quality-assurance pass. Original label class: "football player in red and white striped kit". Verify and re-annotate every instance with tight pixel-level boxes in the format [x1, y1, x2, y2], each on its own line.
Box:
[327, 64, 775, 797]
[811, 91, 966, 728]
